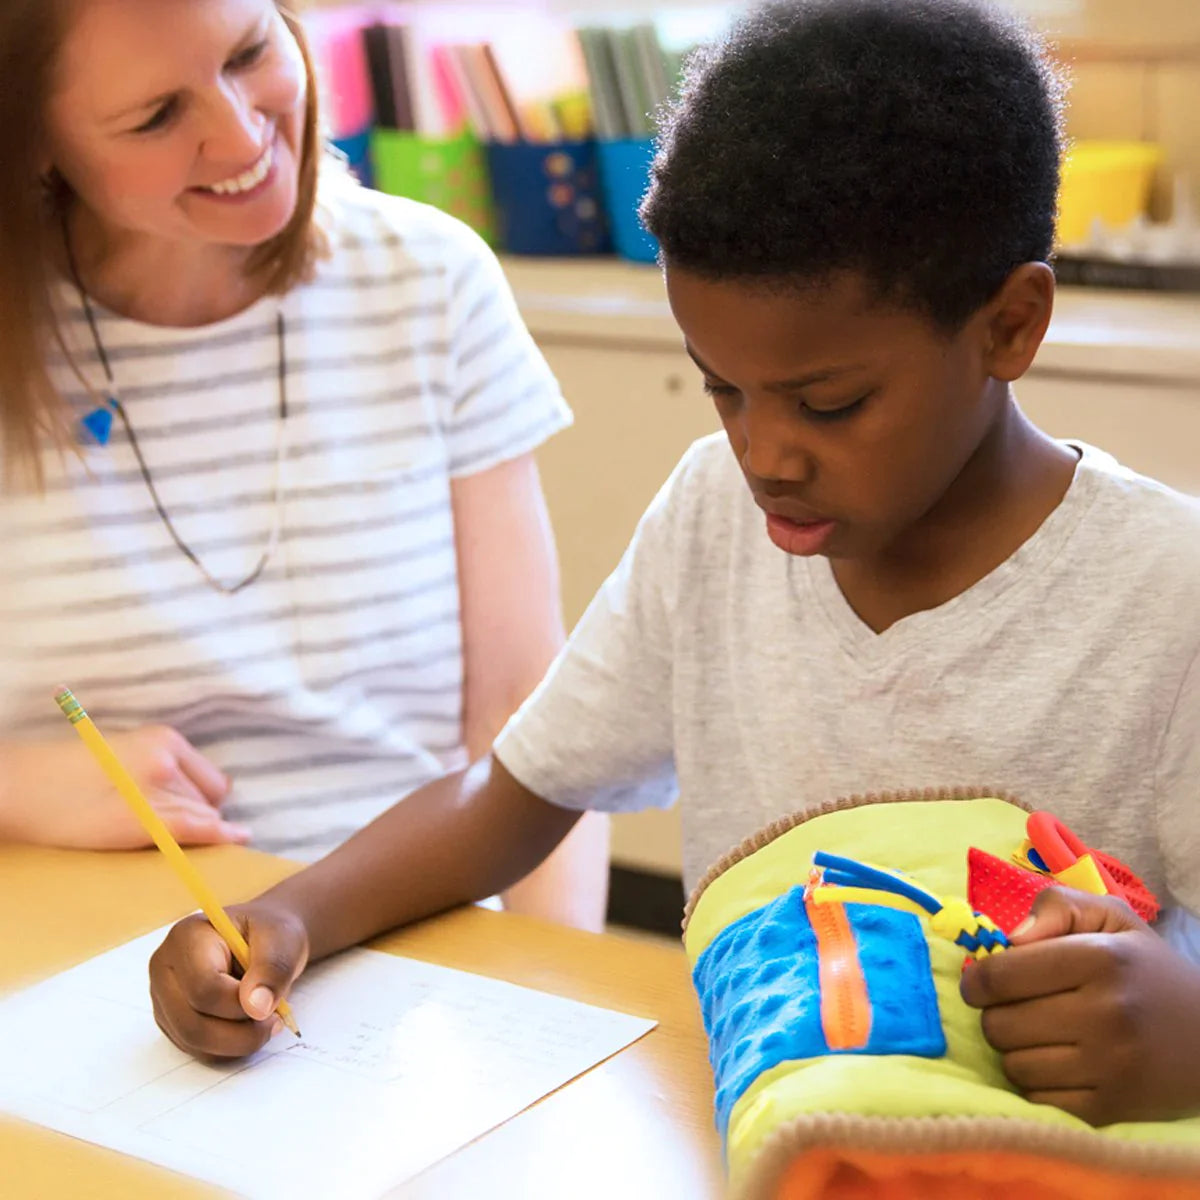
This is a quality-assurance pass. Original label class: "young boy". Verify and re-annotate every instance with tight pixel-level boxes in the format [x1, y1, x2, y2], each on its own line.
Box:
[150, 0, 1200, 1126]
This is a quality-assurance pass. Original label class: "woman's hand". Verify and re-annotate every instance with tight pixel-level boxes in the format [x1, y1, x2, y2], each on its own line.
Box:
[0, 725, 250, 850]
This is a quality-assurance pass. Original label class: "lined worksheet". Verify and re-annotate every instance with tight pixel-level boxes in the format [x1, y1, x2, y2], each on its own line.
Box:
[0, 928, 656, 1199]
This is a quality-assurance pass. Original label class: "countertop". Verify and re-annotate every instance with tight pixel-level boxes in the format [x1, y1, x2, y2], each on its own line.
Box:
[501, 256, 1200, 385]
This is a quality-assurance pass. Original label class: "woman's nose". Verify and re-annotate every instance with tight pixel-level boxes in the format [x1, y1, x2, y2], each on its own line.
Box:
[201, 84, 267, 166]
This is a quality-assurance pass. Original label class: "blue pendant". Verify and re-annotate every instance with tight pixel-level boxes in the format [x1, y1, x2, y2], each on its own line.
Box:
[79, 397, 118, 446]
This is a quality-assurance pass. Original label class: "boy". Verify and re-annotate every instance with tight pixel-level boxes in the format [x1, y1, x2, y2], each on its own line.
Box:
[150, 0, 1200, 1125]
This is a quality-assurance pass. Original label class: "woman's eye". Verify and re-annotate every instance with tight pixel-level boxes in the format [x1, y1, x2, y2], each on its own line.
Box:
[702, 381, 739, 399]
[228, 39, 268, 71]
[133, 99, 178, 134]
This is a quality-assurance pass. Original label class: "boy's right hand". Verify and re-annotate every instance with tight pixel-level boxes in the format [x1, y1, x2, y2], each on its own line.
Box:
[149, 901, 310, 1059]
[0, 726, 250, 850]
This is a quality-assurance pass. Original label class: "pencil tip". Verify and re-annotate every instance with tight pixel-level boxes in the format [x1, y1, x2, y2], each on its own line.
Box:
[293, 1028, 302, 1038]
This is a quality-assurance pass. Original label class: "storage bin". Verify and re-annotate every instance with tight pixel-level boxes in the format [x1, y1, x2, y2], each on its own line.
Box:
[370, 128, 495, 242]
[597, 138, 659, 264]
[485, 141, 611, 256]
[1058, 141, 1163, 246]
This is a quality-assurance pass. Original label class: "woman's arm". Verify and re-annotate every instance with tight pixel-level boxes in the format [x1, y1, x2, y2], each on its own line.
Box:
[451, 453, 610, 932]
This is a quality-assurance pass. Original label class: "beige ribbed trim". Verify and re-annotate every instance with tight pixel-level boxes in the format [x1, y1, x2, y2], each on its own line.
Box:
[735, 1112, 1200, 1199]
[681, 787, 1028, 934]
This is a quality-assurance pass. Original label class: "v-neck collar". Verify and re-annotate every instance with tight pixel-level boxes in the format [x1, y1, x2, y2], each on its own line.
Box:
[793, 441, 1104, 664]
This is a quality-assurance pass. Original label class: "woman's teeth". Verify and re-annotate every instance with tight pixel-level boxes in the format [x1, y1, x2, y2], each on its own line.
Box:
[204, 142, 273, 195]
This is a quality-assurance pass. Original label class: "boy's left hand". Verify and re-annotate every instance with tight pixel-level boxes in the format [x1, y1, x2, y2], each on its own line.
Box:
[960, 886, 1200, 1126]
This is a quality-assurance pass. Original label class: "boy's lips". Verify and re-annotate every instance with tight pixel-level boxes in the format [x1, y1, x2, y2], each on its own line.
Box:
[758, 499, 831, 525]
[758, 502, 839, 556]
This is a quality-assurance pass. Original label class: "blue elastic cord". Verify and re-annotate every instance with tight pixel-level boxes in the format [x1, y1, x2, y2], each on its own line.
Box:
[813, 851, 942, 915]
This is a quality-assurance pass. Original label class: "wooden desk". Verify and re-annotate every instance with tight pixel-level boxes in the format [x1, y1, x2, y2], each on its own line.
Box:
[0, 845, 722, 1199]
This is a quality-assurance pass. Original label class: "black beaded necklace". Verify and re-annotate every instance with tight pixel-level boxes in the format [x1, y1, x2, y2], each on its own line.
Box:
[62, 215, 290, 595]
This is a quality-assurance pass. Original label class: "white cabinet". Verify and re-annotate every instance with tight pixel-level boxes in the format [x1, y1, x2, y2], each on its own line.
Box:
[535, 343, 716, 624]
[1017, 372, 1200, 493]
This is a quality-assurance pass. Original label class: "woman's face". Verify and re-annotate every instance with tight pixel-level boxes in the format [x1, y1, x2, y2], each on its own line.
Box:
[45, 0, 306, 253]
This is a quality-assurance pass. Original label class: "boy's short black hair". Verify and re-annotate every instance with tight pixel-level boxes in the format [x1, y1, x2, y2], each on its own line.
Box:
[640, 0, 1066, 329]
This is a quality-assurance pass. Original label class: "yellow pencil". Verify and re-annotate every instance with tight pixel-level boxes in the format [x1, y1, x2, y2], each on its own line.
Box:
[54, 687, 301, 1038]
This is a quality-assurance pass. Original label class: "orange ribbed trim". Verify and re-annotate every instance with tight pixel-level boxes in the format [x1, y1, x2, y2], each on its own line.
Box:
[773, 1147, 1200, 1200]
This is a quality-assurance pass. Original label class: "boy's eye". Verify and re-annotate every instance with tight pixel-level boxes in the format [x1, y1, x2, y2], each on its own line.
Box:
[802, 393, 872, 422]
[133, 98, 179, 134]
[702, 381, 740, 399]
[228, 39, 269, 71]
[703, 380, 872, 423]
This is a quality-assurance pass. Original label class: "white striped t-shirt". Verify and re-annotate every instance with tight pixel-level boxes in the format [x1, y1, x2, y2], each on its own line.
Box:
[0, 183, 570, 861]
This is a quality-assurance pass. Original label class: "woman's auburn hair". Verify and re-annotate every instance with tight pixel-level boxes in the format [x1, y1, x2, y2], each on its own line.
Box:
[0, 1, 327, 490]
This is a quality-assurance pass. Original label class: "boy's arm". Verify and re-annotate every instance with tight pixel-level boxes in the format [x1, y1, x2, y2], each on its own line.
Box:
[265, 754, 578, 962]
[150, 753, 576, 1059]
[151, 448, 692, 1058]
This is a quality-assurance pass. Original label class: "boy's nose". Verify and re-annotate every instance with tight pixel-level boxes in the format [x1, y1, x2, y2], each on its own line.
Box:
[738, 404, 815, 487]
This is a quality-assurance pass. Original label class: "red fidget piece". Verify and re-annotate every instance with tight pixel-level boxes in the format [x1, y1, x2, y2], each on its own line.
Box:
[967, 814, 1161, 932]
[1026, 812, 1160, 925]
[1088, 849, 1161, 924]
[967, 848, 1057, 936]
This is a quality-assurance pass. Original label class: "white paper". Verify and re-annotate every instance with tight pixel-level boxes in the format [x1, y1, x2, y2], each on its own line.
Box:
[0, 929, 656, 1199]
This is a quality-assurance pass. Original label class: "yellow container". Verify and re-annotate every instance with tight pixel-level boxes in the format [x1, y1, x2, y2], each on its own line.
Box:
[1057, 140, 1163, 246]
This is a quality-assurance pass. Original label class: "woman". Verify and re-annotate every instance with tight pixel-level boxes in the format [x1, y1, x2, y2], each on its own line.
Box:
[0, 0, 607, 930]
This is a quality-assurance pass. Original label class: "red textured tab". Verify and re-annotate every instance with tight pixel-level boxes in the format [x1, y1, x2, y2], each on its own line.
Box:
[967, 848, 1057, 935]
[1092, 849, 1161, 924]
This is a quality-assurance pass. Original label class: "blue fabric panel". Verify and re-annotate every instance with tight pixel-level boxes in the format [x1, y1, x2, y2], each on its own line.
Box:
[692, 885, 946, 1137]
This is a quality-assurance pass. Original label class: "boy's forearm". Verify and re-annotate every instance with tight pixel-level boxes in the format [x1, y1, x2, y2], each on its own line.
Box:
[258, 755, 579, 962]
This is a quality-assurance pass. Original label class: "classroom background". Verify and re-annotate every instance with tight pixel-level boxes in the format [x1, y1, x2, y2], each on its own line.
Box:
[302, 0, 1200, 935]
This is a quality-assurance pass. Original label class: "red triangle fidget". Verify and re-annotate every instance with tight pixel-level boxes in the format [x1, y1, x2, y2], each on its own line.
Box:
[967, 848, 1057, 935]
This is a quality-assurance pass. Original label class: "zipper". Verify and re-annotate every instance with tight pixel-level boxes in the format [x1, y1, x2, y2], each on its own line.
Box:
[806, 896, 872, 1052]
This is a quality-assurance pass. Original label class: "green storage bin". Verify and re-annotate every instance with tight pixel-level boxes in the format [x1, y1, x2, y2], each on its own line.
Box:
[370, 129, 495, 244]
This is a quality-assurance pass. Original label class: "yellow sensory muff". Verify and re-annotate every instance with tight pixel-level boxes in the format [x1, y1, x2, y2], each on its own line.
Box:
[682, 791, 1200, 1200]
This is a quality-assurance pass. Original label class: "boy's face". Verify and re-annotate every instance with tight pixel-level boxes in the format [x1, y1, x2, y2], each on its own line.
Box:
[665, 267, 1001, 561]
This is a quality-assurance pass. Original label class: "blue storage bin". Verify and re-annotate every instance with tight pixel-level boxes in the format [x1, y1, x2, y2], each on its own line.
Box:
[485, 141, 611, 256]
[331, 129, 373, 188]
[597, 138, 660, 264]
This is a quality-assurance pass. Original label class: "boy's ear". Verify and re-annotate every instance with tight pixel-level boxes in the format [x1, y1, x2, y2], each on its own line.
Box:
[980, 262, 1055, 383]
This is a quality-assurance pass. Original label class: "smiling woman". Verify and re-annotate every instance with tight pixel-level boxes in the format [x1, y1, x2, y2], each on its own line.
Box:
[0, 0, 323, 477]
[0, 0, 609, 932]
[46, 0, 310, 286]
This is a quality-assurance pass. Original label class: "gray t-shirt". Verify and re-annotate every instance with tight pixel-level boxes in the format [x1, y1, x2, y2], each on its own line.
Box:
[495, 433, 1200, 929]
